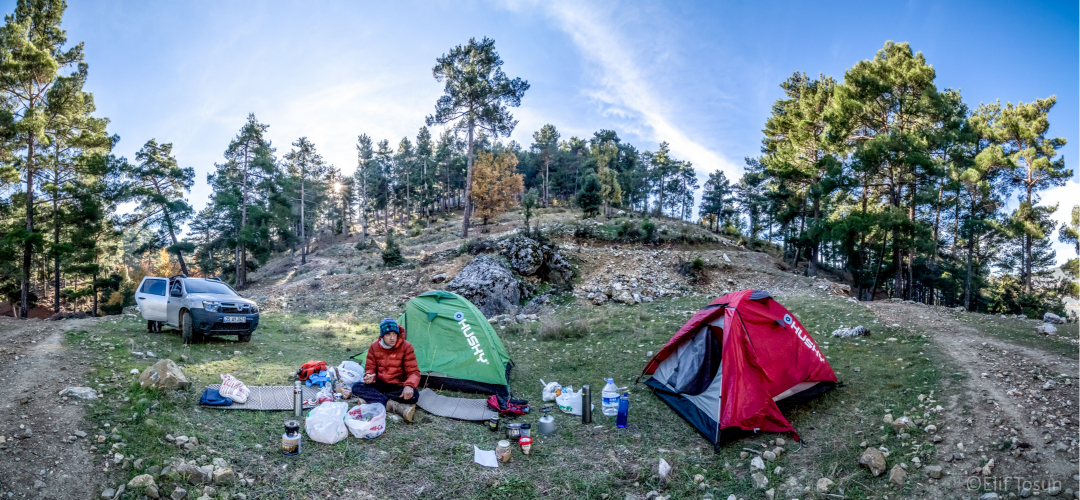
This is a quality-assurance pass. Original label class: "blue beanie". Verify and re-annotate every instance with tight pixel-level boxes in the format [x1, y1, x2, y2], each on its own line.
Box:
[379, 318, 400, 337]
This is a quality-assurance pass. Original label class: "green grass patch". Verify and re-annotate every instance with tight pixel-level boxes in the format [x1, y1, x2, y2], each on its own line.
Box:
[73, 294, 952, 499]
[950, 312, 1079, 358]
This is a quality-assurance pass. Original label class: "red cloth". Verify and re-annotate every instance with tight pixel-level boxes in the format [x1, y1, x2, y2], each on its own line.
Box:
[365, 336, 421, 389]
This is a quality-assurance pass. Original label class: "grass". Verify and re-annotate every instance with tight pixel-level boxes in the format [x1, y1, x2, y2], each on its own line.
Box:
[73, 293, 953, 499]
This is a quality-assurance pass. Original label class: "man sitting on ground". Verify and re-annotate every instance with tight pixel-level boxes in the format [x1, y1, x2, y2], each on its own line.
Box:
[351, 318, 420, 422]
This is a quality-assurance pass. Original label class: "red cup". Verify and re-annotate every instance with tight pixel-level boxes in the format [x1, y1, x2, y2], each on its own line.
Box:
[519, 436, 532, 455]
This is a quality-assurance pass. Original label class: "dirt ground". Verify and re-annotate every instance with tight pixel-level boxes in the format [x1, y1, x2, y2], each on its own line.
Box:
[867, 301, 1079, 497]
[0, 316, 109, 499]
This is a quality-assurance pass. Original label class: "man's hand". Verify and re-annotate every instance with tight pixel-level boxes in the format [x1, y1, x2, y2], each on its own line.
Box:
[363, 373, 375, 384]
[402, 386, 414, 400]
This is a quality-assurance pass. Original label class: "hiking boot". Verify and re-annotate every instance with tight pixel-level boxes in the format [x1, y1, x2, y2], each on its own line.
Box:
[387, 400, 416, 423]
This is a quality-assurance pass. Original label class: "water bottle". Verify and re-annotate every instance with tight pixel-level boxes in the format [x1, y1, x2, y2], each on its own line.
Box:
[616, 393, 629, 428]
[601, 378, 620, 416]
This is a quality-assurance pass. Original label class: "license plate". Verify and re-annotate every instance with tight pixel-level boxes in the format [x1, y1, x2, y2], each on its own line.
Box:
[224, 316, 247, 323]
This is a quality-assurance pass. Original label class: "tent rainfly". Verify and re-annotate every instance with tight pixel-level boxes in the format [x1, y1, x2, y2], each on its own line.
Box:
[641, 290, 837, 446]
[396, 290, 514, 396]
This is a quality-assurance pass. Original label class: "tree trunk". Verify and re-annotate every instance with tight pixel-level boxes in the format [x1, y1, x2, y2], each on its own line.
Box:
[53, 190, 60, 313]
[869, 232, 889, 301]
[543, 154, 550, 208]
[461, 117, 475, 239]
[808, 195, 820, 277]
[301, 179, 307, 265]
[21, 134, 36, 318]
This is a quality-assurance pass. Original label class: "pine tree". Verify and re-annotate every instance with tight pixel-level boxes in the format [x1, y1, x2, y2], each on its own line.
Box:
[354, 134, 374, 244]
[577, 174, 603, 219]
[701, 171, 736, 233]
[284, 137, 327, 264]
[426, 37, 529, 238]
[996, 97, 1071, 292]
[592, 138, 620, 217]
[0, 0, 87, 316]
[122, 139, 195, 276]
[532, 124, 560, 208]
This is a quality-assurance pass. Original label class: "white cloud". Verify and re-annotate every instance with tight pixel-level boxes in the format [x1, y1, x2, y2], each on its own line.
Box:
[507, 0, 741, 181]
[1041, 180, 1080, 265]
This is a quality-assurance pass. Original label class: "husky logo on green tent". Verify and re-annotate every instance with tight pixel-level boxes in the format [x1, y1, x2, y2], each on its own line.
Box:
[393, 290, 514, 395]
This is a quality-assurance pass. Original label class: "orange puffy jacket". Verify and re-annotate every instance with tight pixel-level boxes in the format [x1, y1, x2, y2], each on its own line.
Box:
[365, 334, 421, 389]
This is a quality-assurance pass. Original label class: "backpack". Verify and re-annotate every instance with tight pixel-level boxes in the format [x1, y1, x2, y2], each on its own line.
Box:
[297, 361, 328, 381]
[487, 394, 530, 417]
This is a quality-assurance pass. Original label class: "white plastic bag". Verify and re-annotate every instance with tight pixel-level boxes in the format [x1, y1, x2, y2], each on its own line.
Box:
[305, 402, 349, 444]
[555, 387, 593, 416]
[339, 360, 363, 375]
[335, 366, 363, 387]
[540, 379, 563, 402]
[344, 403, 386, 439]
[219, 374, 250, 404]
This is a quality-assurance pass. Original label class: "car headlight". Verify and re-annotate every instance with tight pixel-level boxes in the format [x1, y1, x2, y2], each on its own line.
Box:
[202, 301, 221, 312]
[250, 305, 259, 314]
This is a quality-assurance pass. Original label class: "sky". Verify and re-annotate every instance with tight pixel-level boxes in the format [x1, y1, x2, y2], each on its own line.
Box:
[11, 0, 1078, 261]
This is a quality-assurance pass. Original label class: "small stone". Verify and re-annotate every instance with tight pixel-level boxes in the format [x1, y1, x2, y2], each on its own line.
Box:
[146, 485, 160, 499]
[102, 488, 116, 499]
[751, 456, 765, 471]
[33, 480, 45, 489]
[762, 450, 776, 461]
[816, 477, 834, 493]
[751, 472, 768, 489]
[148, 466, 161, 476]
[203, 486, 216, 496]
[165, 434, 175, 442]
[859, 447, 887, 476]
[888, 465, 907, 486]
[931, 435, 943, 443]
[924, 424, 937, 433]
[765, 488, 775, 500]
[774, 466, 784, 474]
[189, 437, 199, 446]
[980, 493, 1000, 500]
[73, 430, 87, 438]
[739, 451, 749, 459]
[1043, 434, 1053, 444]
[171, 487, 187, 500]
[212, 468, 235, 485]
[174, 436, 189, 446]
[134, 458, 144, 470]
[232, 495, 247, 500]
[693, 474, 704, 484]
[924, 465, 942, 479]
[128, 474, 155, 488]
[1045, 486, 1061, 496]
[775, 437, 785, 446]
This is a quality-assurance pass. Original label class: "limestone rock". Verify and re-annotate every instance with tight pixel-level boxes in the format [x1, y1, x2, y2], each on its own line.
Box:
[498, 235, 545, 276]
[212, 468, 235, 485]
[891, 416, 913, 432]
[59, 387, 99, 400]
[816, 478, 834, 493]
[859, 447, 887, 476]
[888, 465, 906, 486]
[924, 465, 942, 479]
[447, 254, 527, 317]
[128, 475, 155, 488]
[751, 472, 768, 489]
[1037, 323, 1058, 335]
[539, 245, 574, 286]
[138, 359, 190, 391]
[750, 456, 765, 471]
[1043, 312, 1065, 324]
[831, 326, 869, 338]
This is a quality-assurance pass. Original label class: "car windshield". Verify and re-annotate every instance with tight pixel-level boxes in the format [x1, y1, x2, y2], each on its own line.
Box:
[184, 280, 238, 296]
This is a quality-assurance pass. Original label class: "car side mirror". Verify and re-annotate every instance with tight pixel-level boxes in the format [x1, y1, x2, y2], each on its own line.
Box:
[171, 289, 182, 297]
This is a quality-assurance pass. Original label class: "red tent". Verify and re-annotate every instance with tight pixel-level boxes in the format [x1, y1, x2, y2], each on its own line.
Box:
[641, 290, 836, 446]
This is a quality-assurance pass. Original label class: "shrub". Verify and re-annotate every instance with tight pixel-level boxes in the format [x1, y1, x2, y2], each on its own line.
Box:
[641, 218, 656, 241]
[677, 257, 711, 284]
[617, 219, 644, 241]
[381, 230, 405, 267]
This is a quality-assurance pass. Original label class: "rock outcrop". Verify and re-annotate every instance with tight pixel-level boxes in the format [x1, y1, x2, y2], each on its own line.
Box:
[497, 235, 574, 287]
[447, 254, 528, 317]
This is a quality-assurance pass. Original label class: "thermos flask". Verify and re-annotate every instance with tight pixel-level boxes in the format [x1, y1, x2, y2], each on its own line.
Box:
[293, 380, 302, 417]
[581, 384, 592, 424]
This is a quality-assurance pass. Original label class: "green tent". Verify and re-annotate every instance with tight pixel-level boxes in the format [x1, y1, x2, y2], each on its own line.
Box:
[396, 291, 514, 396]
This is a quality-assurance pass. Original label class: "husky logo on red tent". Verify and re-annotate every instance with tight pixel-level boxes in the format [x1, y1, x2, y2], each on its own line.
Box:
[780, 313, 825, 363]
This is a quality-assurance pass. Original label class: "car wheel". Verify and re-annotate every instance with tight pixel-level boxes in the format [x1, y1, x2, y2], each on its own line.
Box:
[181, 311, 194, 344]
[238, 334, 252, 343]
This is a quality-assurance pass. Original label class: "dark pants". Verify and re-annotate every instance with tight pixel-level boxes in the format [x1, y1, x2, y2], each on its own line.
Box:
[351, 381, 418, 406]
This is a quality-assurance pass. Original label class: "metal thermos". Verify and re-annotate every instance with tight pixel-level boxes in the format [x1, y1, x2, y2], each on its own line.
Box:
[581, 385, 592, 424]
[293, 380, 302, 417]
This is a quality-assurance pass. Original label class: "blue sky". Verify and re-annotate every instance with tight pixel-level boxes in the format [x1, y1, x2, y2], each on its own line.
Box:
[15, 0, 1078, 260]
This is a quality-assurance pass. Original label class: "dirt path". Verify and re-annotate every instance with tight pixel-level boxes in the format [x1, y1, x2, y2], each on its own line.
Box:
[0, 316, 108, 499]
[868, 302, 1079, 496]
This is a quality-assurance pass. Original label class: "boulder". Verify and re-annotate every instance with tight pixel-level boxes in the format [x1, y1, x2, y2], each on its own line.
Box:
[139, 359, 190, 391]
[447, 254, 528, 317]
[1044, 312, 1065, 324]
[612, 289, 636, 304]
[498, 235, 544, 276]
[859, 447, 887, 476]
[540, 245, 573, 286]
[1037, 323, 1058, 335]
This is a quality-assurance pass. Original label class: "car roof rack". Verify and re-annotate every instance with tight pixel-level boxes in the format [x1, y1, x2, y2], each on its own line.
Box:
[206, 276, 224, 282]
[169, 274, 188, 280]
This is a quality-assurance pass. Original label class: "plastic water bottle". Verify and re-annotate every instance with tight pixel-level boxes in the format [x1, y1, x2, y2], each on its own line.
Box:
[601, 378, 620, 416]
[616, 393, 629, 428]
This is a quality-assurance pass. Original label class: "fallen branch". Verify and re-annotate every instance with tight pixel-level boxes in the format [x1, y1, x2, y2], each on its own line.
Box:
[742, 448, 762, 455]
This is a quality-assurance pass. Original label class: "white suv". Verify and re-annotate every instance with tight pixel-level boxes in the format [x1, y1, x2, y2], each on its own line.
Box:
[135, 275, 260, 344]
